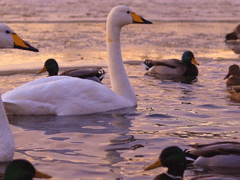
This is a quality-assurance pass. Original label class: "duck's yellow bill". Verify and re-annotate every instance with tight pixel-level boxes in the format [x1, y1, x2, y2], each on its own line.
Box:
[35, 169, 52, 179]
[191, 58, 199, 65]
[11, 33, 39, 52]
[144, 159, 162, 171]
[37, 66, 47, 74]
[130, 12, 152, 24]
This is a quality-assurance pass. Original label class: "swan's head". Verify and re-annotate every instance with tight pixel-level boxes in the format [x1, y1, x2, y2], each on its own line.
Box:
[0, 23, 39, 52]
[107, 5, 152, 28]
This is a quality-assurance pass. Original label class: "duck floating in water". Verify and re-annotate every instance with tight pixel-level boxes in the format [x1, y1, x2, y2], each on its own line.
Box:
[37, 58, 106, 83]
[0, 23, 38, 163]
[145, 146, 186, 180]
[185, 141, 240, 169]
[224, 64, 240, 87]
[2, 5, 152, 115]
[3, 159, 51, 180]
[145, 145, 239, 180]
[225, 24, 240, 41]
[143, 51, 199, 77]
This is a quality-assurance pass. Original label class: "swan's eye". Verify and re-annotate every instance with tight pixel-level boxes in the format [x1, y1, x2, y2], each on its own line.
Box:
[127, 11, 130, 14]
[5, 30, 10, 34]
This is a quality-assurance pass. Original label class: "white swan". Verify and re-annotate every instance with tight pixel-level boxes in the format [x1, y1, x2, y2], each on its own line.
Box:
[2, 5, 152, 116]
[0, 23, 38, 162]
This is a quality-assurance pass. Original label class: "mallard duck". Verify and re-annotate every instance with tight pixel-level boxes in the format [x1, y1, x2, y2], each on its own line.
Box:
[2, 5, 152, 115]
[225, 24, 240, 41]
[224, 64, 240, 87]
[37, 58, 106, 83]
[145, 146, 187, 180]
[185, 141, 240, 168]
[145, 146, 239, 180]
[143, 51, 199, 77]
[3, 159, 51, 180]
[0, 23, 38, 163]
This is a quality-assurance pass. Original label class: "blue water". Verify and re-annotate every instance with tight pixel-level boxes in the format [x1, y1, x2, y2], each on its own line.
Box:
[0, 1, 240, 180]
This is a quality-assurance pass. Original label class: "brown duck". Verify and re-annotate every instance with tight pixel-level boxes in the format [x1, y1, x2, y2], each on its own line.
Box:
[224, 64, 240, 87]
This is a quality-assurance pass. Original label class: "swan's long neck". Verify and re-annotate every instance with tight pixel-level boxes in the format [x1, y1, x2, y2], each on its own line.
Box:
[106, 22, 137, 104]
[0, 95, 14, 161]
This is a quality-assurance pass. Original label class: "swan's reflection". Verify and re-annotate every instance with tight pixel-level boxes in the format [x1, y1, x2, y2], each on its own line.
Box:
[7, 107, 144, 177]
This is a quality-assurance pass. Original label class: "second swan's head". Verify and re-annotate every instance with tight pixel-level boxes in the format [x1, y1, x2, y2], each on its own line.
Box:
[0, 23, 39, 52]
[107, 5, 152, 28]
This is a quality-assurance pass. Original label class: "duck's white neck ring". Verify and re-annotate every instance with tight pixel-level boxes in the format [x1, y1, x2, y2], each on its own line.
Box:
[165, 173, 183, 180]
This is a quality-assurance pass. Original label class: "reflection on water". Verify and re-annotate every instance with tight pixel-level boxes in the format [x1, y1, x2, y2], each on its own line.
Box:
[8, 108, 148, 179]
[8, 109, 134, 135]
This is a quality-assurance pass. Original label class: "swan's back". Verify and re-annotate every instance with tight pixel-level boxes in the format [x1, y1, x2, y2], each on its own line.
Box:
[2, 76, 135, 115]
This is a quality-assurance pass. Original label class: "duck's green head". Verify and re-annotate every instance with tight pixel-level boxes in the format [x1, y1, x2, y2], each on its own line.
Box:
[181, 51, 199, 66]
[5, 159, 52, 180]
[145, 146, 187, 175]
[37, 58, 59, 76]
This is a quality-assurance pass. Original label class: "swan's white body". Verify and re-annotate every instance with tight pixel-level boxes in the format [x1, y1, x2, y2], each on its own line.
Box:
[3, 76, 135, 115]
[0, 23, 38, 162]
[2, 5, 151, 116]
[0, 97, 14, 162]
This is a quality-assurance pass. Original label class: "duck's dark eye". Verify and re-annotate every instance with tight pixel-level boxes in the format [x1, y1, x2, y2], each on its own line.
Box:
[5, 30, 10, 34]
[127, 11, 130, 14]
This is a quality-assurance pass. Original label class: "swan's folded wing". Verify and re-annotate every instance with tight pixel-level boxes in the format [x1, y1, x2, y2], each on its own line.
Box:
[2, 76, 134, 115]
[3, 100, 56, 115]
